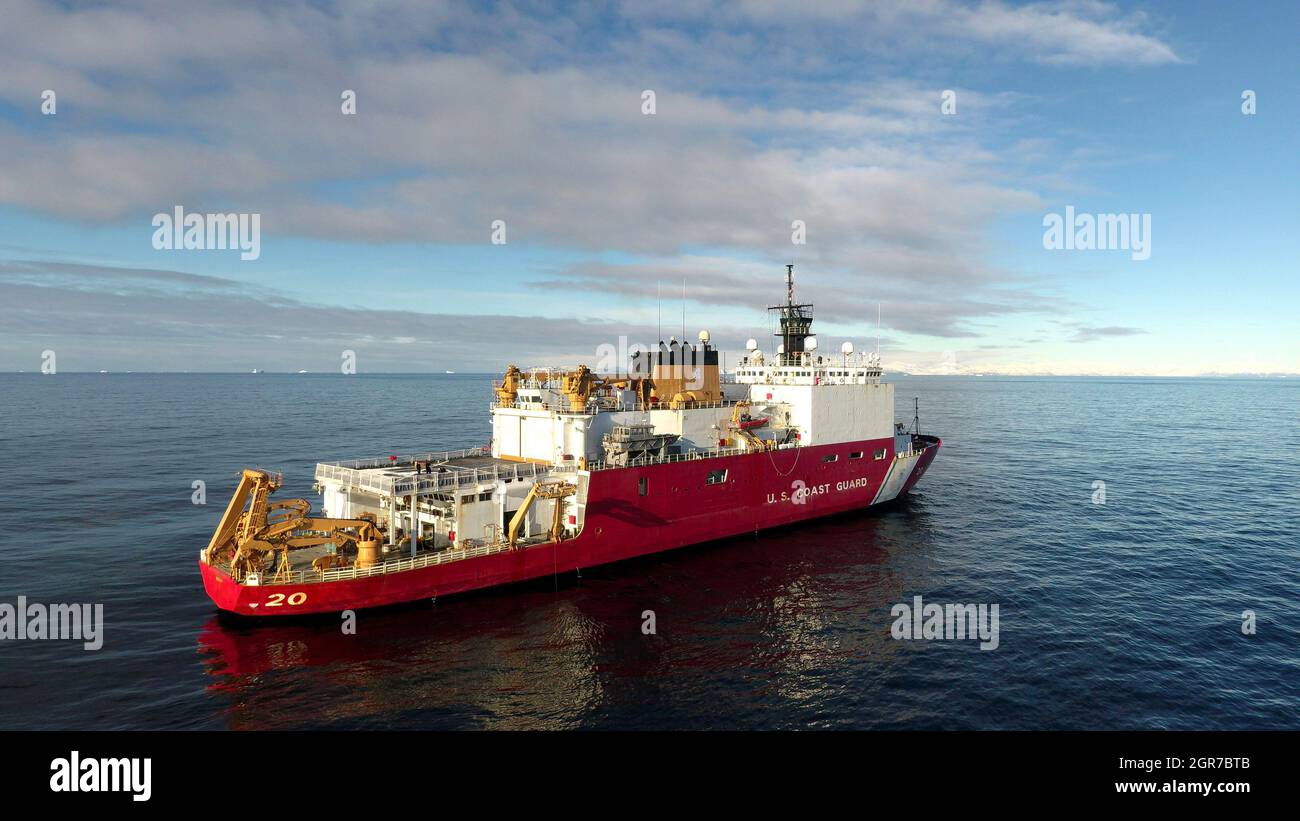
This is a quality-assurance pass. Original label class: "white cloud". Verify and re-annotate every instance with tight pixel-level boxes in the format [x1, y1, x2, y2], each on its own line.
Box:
[0, 0, 1182, 361]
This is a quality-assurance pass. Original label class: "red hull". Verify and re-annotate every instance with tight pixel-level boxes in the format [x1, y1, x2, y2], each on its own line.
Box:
[201, 437, 939, 616]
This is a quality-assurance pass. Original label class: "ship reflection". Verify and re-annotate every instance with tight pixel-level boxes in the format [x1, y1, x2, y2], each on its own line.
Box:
[197, 497, 939, 729]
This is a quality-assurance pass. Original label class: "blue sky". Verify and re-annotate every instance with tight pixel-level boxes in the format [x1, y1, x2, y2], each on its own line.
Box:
[0, 0, 1296, 374]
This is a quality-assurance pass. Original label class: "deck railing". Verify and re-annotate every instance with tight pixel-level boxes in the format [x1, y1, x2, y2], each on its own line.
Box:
[315, 454, 552, 496]
[254, 540, 518, 587]
[584, 441, 800, 472]
[319, 446, 488, 471]
[490, 398, 745, 414]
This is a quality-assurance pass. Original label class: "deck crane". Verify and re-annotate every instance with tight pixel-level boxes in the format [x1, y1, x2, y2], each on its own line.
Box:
[507, 480, 577, 549]
[203, 469, 383, 580]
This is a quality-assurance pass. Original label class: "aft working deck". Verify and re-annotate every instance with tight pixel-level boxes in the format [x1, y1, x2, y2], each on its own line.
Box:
[251, 537, 518, 587]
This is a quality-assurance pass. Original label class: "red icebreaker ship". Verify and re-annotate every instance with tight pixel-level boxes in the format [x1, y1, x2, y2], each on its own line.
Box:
[200, 266, 940, 616]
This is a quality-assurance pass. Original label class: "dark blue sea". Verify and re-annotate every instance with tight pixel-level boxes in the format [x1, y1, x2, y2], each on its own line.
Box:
[1, 373, 1296, 730]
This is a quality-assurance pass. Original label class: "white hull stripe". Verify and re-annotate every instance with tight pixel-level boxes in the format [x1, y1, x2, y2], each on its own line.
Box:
[871, 451, 920, 505]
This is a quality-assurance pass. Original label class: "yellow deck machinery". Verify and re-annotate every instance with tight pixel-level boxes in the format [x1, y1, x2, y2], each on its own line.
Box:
[495, 364, 655, 413]
[203, 469, 383, 581]
[507, 480, 577, 548]
[729, 401, 773, 452]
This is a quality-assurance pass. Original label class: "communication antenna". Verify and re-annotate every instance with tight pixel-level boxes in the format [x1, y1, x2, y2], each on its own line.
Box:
[681, 277, 686, 345]
[657, 281, 662, 343]
[877, 302, 881, 356]
[912, 397, 920, 435]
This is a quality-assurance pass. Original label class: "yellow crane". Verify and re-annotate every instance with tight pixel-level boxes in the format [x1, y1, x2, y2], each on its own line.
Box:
[561, 364, 646, 412]
[497, 363, 651, 412]
[506, 480, 577, 548]
[204, 469, 383, 580]
[495, 364, 525, 406]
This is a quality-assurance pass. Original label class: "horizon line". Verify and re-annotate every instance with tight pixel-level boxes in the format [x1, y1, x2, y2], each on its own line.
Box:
[7, 371, 1296, 379]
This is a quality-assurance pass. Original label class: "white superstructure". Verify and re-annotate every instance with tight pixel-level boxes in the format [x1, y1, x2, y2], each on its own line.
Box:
[314, 264, 909, 556]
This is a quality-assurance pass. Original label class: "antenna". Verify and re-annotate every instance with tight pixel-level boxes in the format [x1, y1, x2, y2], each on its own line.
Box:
[657, 281, 662, 343]
[877, 302, 881, 356]
[912, 397, 920, 435]
[681, 277, 686, 344]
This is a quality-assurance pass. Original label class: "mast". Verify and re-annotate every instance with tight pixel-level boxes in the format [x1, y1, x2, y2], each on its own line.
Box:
[768, 263, 814, 366]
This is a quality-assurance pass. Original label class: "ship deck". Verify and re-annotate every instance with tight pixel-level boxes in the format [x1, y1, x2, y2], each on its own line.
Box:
[243, 536, 522, 588]
[237, 448, 564, 586]
[314, 447, 562, 497]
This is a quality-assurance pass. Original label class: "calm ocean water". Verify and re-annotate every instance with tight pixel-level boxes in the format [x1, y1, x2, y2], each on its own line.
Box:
[0, 373, 1296, 730]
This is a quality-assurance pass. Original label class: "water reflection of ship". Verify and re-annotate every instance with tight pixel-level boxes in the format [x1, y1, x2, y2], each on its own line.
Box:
[197, 498, 937, 728]
[197, 589, 613, 729]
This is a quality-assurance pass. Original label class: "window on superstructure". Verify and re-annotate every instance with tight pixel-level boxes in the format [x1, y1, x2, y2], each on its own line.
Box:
[849, 451, 863, 459]
[822, 454, 838, 463]
[873, 449, 887, 460]
[638, 477, 648, 496]
[706, 469, 728, 485]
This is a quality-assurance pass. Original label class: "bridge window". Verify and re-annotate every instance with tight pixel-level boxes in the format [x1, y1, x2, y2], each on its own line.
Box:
[706, 469, 729, 485]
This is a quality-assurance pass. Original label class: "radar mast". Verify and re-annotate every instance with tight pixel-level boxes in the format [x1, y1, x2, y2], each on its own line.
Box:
[768, 264, 814, 366]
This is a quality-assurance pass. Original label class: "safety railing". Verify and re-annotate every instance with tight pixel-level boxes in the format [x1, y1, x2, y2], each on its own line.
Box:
[585, 440, 800, 472]
[491, 397, 744, 414]
[319, 446, 489, 471]
[315, 459, 553, 496]
[257, 540, 517, 586]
